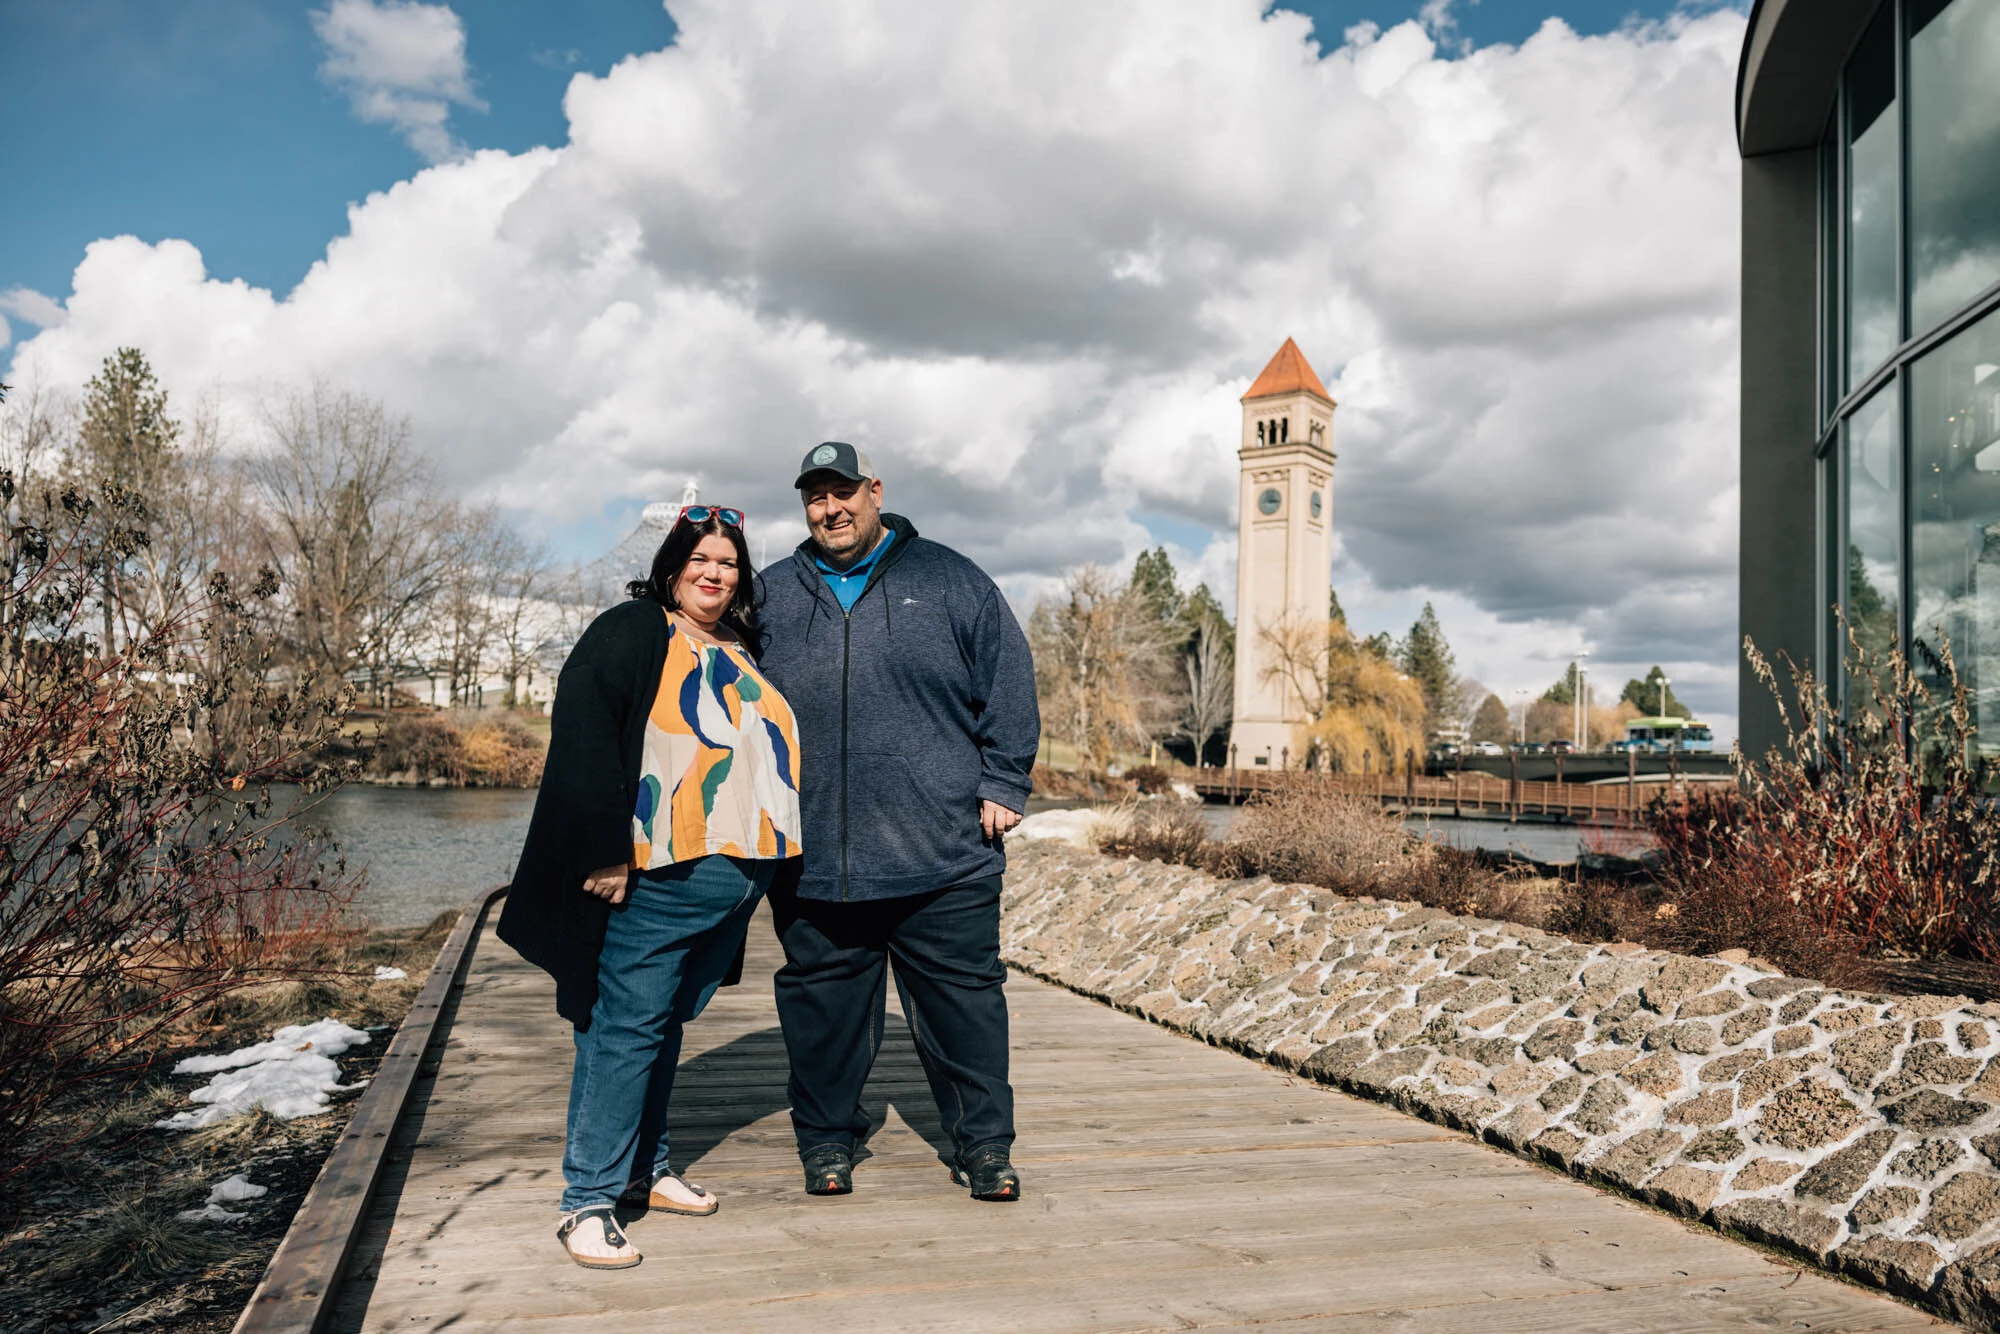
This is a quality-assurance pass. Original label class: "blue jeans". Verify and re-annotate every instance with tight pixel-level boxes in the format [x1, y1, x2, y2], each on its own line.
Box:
[560, 854, 774, 1212]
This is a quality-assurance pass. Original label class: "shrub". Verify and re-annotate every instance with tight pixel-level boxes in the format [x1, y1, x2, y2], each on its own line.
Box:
[1224, 777, 1424, 891]
[459, 715, 545, 786]
[0, 478, 358, 1181]
[1646, 637, 2000, 978]
[372, 714, 466, 782]
[1125, 764, 1172, 795]
[1099, 802, 1213, 867]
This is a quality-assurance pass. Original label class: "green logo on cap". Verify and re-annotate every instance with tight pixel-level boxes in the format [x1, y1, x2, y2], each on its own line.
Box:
[811, 445, 838, 466]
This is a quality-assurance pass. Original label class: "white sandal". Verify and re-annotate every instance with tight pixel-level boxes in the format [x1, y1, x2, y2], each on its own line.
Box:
[640, 1169, 718, 1216]
[557, 1206, 642, 1269]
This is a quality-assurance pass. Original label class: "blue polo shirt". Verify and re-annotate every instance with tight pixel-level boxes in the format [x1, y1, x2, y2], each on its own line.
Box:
[814, 530, 895, 612]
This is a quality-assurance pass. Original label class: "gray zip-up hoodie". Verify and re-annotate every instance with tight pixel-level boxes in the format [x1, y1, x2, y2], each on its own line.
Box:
[756, 514, 1038, 902]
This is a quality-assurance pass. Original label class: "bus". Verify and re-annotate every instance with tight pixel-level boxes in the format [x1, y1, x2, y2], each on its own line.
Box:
[1620, 716, 1715, 753]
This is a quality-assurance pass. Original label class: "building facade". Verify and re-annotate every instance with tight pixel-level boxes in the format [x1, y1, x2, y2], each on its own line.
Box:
[1738, 0, 2000, 764]
[1230, 338, 1337, 769]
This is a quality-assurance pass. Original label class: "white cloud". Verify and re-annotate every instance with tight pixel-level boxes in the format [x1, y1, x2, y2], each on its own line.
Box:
[313, 0, 485, 162]
[7, 0, 1749, 726]
[1, 287, 67, 329]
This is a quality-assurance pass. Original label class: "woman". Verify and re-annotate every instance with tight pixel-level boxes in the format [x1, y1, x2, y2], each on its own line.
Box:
[498, 505, 802, 1269]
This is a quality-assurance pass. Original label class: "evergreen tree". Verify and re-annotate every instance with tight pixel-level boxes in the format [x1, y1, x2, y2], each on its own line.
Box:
[1541, 661, 1580, 705]
[1328, 586, 1345, 625]
[1129, 546, 1183, 628]
[1619, 666, 1691, 719]
[1361, 630, 1394, 660]
[68, 348, 182, 650]
[1396, 601, 1457, 735]
[1469, 692, 1511, 744]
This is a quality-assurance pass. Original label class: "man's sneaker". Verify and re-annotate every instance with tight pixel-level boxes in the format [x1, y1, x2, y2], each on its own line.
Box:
[801, 1144, 854, 1196]
[950, 1145, 1021, 1201]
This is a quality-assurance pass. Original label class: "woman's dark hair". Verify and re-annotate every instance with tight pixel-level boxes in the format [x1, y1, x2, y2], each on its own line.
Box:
[629, 511, 761, 647]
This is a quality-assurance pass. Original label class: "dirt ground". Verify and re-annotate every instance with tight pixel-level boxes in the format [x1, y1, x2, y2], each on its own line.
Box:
[0, 918, 453, 1333]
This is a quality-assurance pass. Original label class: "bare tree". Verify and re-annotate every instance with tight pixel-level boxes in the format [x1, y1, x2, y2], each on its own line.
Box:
[1180, 609, 1234, 763]
[248, 384, 456, 699]
[1259, 614, 1424, 770]
[489, 526, 554, 708]
[1028, 564, 1173, 771]
[0, 376, 74, 684]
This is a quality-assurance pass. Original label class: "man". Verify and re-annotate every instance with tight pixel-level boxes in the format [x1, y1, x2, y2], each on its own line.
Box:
[756, 440, 1039, 1202]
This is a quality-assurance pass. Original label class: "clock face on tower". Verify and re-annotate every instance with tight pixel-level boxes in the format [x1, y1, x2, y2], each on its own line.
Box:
[1257, 488, 1282, 516]
[1310, 491, 1323, 519]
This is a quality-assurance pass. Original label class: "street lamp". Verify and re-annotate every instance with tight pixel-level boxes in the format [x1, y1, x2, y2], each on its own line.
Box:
[1574, 649, 1591, 749]
[1513, 688, 1529, 744]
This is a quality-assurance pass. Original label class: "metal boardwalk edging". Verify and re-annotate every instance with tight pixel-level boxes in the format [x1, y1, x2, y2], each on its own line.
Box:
[230, 884, 510, 1334]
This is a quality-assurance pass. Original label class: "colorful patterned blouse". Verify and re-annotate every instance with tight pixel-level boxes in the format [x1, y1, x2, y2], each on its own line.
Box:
[633, 616, 804, 867]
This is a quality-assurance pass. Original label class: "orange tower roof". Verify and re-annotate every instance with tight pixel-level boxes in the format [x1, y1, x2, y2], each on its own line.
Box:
[1241, 337, 1332, 403]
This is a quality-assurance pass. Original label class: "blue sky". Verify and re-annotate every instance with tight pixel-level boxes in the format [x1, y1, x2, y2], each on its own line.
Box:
[1, 0, 1720, 306]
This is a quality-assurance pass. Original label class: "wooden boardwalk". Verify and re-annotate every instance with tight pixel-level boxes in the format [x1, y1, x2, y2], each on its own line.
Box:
[1190, 768, 1703, 829]
[330, 907, 1944, 1333]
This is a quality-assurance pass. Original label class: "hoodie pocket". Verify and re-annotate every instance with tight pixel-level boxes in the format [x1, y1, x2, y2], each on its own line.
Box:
[845, 752, 978, 878]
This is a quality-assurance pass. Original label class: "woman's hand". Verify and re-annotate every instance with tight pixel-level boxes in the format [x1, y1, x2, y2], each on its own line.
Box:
[582, 864, 632, 904]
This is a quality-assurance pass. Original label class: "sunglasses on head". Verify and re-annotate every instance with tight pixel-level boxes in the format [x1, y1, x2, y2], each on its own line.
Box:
[679, 505, 744, 528]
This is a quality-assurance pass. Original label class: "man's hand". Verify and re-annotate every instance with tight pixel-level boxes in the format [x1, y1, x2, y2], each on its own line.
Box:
[980, 800, 1023, 840]
[582, 863, 631, 904]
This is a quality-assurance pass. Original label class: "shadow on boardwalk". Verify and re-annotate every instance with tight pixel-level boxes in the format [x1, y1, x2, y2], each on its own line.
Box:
[330, 908, 1944, 1333]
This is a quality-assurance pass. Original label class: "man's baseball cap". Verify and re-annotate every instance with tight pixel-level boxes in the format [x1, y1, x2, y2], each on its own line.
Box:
[794, 441, 876, 488]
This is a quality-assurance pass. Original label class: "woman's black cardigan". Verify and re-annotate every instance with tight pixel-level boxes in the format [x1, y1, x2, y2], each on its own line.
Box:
[497, 599, 672, 1029]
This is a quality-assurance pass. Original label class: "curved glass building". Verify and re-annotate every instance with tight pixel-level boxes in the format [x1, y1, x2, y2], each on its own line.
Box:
[1738, 0, 2000, 762]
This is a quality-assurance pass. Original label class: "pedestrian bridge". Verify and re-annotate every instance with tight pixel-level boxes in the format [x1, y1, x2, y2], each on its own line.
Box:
[259, 898, 1937, 1333]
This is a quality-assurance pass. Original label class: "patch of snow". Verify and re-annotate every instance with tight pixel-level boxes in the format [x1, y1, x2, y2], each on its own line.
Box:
[1170, 782, 1198, 801]
[1009, 808, 1108, 850]
[372, 965, 408, 980]
[156, 1019, 372, 1129]
[176, 1173, 268, 1223]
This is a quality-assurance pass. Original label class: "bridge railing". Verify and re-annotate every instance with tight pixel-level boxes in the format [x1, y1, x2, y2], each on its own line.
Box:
[1187, 767, 1707, 826]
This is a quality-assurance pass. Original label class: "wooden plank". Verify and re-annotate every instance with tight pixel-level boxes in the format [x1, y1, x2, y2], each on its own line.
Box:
[327, 908, 1940, 1334]
[232, 883, 509, 1334]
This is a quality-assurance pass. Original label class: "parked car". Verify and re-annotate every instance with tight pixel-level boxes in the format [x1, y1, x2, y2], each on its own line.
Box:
[1471, 740, 1505, 756]
[1548, 738, 1574, 754]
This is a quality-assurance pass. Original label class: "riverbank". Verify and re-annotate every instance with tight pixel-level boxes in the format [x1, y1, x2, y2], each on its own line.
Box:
[0, 919, 454, 1334]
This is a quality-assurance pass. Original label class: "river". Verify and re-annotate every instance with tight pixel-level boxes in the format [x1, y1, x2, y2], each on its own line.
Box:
[316, 785, 1642, 928]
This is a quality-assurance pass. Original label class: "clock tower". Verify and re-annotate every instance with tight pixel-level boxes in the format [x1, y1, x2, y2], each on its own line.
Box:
[1230, 338, 1337, 769]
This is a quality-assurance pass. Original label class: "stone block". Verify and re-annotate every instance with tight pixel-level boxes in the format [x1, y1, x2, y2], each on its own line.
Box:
[1503, 999, 1566, 1036]
[1459, 1003, 1516, 1031]
[1373, 1005, 1423, 1048]
[1963, 1023, 1994, 1052]
[1795, 1129, 1897, 1203]
[1643, 1021, 1718, 1056]
[1431, 1057, 1488, 1088]
[1892, 1139, 1966, 1180]
[1484, 1103, 1550, 1153]
[1936, 1242, 2000, 1329]
[1512, 964, 1581, 1002]
[1778, 991, 1827, 1024]
[1915, 1018, 1946, 1040]
[1665, 1089, 1734, 1127]
[1850, 1184, 1921, 1227]
[1439, 979, 1510, 1013]
[1642, 958, 1730, 1011]
[1732, 1157, 1804, 1191]
[1607, 1012, 1659, 1046]
[1539, 1074, 1587, 1114]
[1570, 1080, 1632, 1136]
[1625, 1051, 1686, 1098]
[1883, 1089, 1991, 1130]
[1830, 1026, 1901, 1092]
[1832, 1236, 1946, 1303]
[1757, 1079, 1865, 1152]
[1712, 1197, 1841, 1260]
[1770, 1025, 1815, 1054]
[1408, 1088, 1503, 1134]
[1529, 1126, 1590, 1171]
[1522, 1019, 1586, 1063]
[1699, 1050, 1763, 1084]
[1746, 976, 1818, 999]
[1877, 1040, 1985, 1100]
[1349, 1049, 1431, 1093]
[1740, 1055, 1822, 1105]
[1721, 1005, 1774, 1047]
[1574, 1047, 1636, 1075]
[1298, 1035, 1374, 1084]
[1927, 1172, 2000, 1242]
[1589, 1128, 1685, 1190]
[1683, 1128, 1746, 1164]
[1644, 1164, 1722, 1217]
[1816, 1005, 1879, 1033]
[1461, 948, 1528, 978]
[1595, 991, 1644, 1025]
[1488, 1064, 1554, 1101]
[1580, 957, 1658, 992]
[1679, 990, 1745, 1019]
[1447, 1036, 1519, 1066]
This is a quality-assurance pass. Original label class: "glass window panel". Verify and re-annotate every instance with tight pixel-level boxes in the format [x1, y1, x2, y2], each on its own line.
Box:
[1909, 0, 2000, 331]
[1912, 304, 2000, 774]
[1845, 382, 1902, 712]
[1820, 120, 1840, 423]
[1845, 2, 1899, 390]
[1823, 446, 1845, 695]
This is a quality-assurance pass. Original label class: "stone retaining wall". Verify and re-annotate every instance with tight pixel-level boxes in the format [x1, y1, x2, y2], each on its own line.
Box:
[999, 840, 2000, 1329]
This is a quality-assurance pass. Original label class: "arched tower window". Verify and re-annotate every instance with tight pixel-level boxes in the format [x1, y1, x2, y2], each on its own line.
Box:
[1256, 421, 1266, 445]
[1280, 417, 1289, 443]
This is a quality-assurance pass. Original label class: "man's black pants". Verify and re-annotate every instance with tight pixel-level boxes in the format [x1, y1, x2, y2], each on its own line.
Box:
[769, 875, 1014, 1167]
